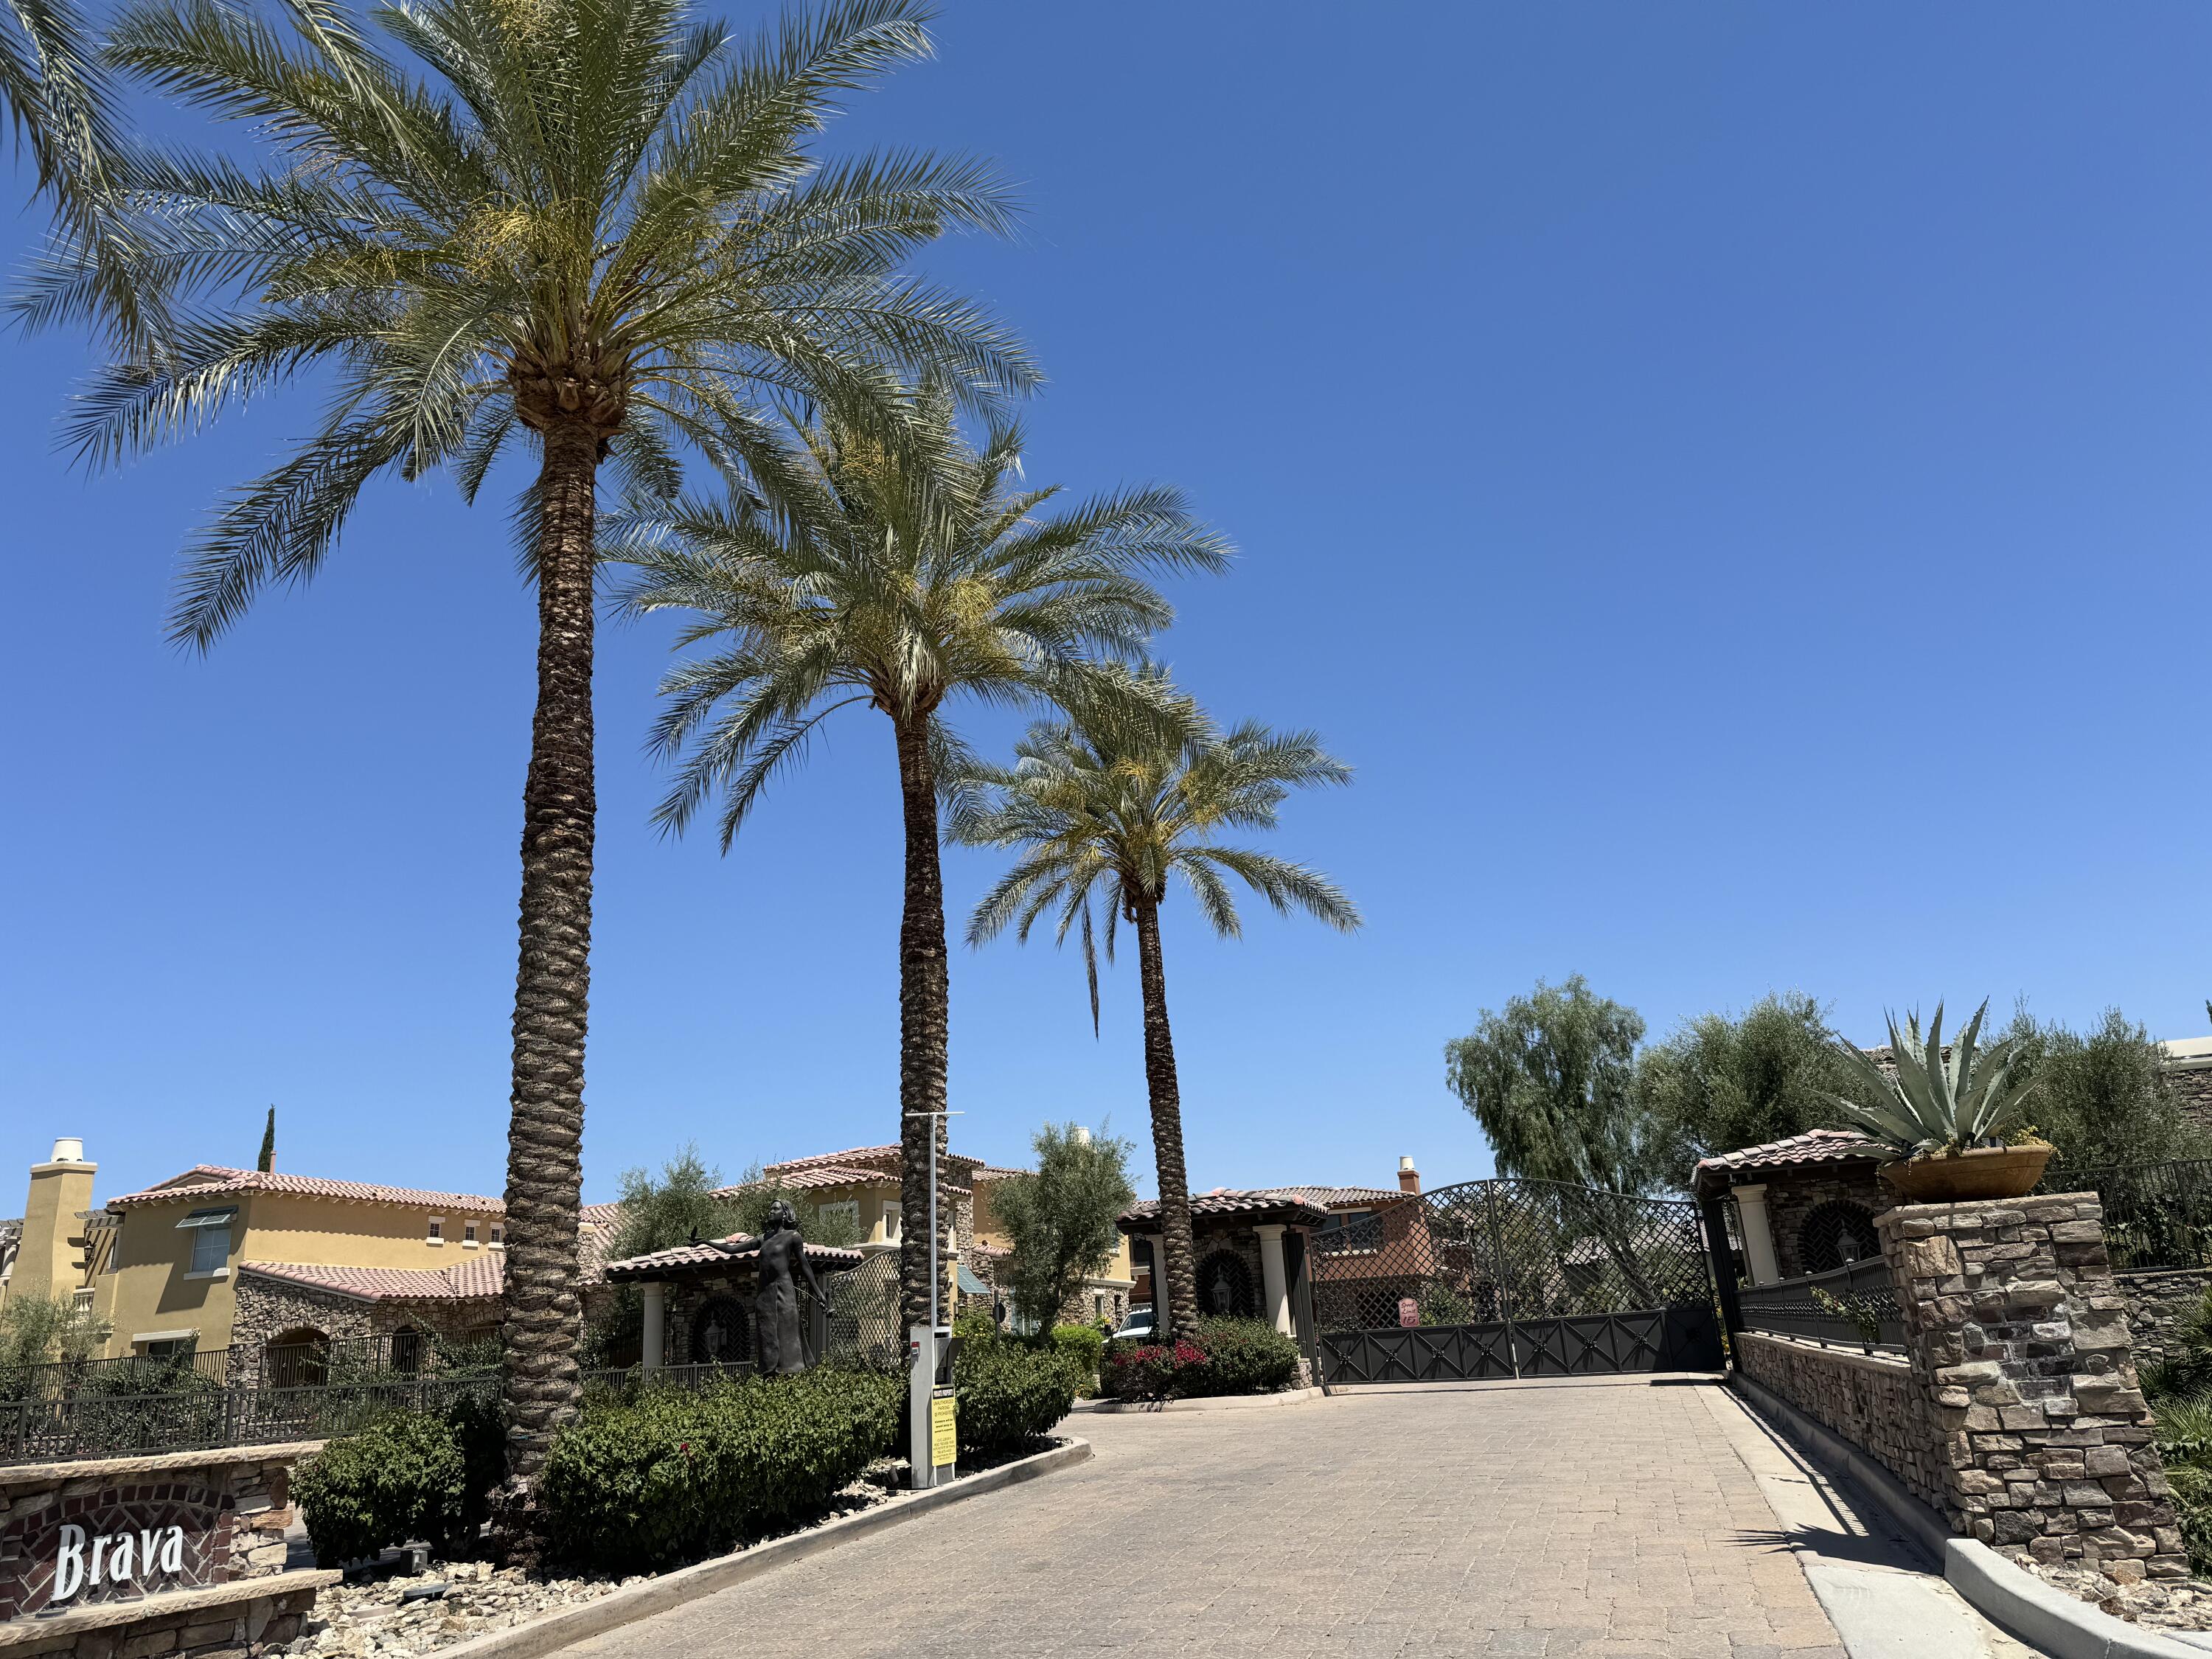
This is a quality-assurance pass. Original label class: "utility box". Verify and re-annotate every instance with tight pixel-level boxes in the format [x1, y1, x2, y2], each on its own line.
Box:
[907, 1326, 961, 1489]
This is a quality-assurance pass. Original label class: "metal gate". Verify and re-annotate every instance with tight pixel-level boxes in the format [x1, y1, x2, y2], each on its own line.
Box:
[1307, 1177, 1723, 1385]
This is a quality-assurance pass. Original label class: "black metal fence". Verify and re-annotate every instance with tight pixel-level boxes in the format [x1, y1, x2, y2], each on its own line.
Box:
[2040, 1158, 2212, 1272]
[1737, 1258, 1904, 1354]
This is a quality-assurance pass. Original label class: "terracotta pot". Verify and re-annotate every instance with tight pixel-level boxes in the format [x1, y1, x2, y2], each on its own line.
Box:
[1878, 1144, 2054, 1203]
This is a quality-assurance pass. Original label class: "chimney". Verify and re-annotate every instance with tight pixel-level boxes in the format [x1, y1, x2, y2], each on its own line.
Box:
[1398, 1156, 1419, 1195]
[15, 1138, 97, 1303]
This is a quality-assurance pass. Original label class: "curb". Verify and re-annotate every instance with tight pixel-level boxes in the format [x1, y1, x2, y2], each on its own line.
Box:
[1729, 1371, 2208, 1659]
[1071, 1387, 1324, 1414]
[427, 1437, 1093, 1659]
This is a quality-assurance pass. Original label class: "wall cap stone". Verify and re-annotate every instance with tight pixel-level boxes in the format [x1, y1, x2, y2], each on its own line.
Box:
[1735, 1331, 1913, 1381]
[0, 1571, 336, 1651]
[0, 1442, 324, 1492]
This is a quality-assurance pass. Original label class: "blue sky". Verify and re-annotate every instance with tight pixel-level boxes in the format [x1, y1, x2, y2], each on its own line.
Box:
[5, 4, 2211, 1211]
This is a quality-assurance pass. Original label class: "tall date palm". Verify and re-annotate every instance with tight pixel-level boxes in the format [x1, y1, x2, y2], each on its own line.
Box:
[949, 683, 1358, 1333]
[616, 405, 1228, 1334]
[58, 0, 1032, 1551]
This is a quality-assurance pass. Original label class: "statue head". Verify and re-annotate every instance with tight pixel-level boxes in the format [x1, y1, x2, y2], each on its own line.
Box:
[765, 1198, 799, 1236]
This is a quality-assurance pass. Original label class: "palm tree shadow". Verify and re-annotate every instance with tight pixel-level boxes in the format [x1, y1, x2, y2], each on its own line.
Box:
[1728, 1525, 1938, 1571]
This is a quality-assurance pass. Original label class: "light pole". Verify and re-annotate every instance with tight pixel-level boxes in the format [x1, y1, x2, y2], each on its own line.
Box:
[903, 1109, 961, 1489]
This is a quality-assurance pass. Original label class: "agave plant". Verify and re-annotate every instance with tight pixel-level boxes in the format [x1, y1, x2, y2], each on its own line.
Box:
[1829, 1000, 2042, 1158]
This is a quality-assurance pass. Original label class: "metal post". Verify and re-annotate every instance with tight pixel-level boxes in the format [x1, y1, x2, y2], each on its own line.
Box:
[1482, 1180, 1521, 1380]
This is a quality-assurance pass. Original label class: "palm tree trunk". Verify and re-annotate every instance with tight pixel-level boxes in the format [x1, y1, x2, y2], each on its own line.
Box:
[893, 713, 952, 1340]
[492, 417, 598, 1565]
[1132, 897, 1200, 1335]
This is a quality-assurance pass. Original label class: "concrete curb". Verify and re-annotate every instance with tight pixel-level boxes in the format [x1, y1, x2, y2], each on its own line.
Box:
[1071, 1387, 1324, 1414]
[428, 1437, 1093, 1659]
[1730, 1371, 2207, 1659]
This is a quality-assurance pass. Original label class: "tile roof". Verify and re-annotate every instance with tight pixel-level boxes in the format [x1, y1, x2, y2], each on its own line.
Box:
[974, 1166, 1030, 1183]
[239, 1255, 504, 1302]
[717, 1164, 893, 1194]
[1263, 1185, 1401, 1208]
[1690, 1129, 1887, 1198]
[602, 1234, 869, 1281]
[110, 1166, 503, 1214]
[762, 1145, 987, 1178]
[1120, 1190, 1332, 1229]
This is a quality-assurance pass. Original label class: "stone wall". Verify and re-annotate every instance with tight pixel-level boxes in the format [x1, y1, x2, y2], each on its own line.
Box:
[2115, 1267, 2212, 1374]
[1881, 1191, 2188, 1585]
[0, 1445, 313, 1620]
[229, 1277, 501, 1380]
[1764, 1168, 1889, 1281]
[2, 1579, 324, 1659]
[1735, 1332, 1944, 1508]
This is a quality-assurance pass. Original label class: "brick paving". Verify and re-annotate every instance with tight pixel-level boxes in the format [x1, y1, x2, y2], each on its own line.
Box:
[566, 1377, 1847, 1658]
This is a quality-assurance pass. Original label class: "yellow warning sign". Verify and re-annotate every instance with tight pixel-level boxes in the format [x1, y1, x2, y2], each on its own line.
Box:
[930, 1390, 956, 1467]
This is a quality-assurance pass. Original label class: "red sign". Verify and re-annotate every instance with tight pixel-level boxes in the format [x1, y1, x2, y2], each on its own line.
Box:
[1398, 1298, 1419, 1327]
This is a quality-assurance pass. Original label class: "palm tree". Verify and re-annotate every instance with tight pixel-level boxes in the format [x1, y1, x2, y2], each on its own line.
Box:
[947, 682, 1358, 1334]
[62, 0, 1032, 1551]
[615, 405, 1228, 1335]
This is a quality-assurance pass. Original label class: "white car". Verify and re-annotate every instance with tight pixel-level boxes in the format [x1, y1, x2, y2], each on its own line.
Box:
[1110, 1309, 1157, 1343]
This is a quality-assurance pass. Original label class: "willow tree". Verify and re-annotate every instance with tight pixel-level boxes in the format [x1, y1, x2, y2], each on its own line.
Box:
[61, 0, 1029, 1551]
[949, 682, 1358, 1333]
[616, 407, 1227, 1333]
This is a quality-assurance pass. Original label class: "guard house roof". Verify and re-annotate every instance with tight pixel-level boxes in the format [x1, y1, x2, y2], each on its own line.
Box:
[1690, 1129, 1885, 1201]
[602, 1234, 867, 1282]
[1119, 1191, 1332, 1233]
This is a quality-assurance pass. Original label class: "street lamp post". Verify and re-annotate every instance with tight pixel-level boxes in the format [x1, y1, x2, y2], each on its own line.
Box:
[903, 1109, 961, 1490]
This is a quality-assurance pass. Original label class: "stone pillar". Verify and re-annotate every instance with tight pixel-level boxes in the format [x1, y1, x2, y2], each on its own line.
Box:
[1880, 1192, 2187, 1586]
[1254, 1223, 1291, 1336]
[640, 1281, 666, 1372]
[1734, 1183, 1780, 1286]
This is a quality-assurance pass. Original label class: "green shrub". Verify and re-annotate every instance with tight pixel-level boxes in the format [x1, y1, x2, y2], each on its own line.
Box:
[540, 1368, 902, 1573]
[1050, 1324, 1105, 1377]
[1099, 1319, 1301, 1400]
[1186, 1318, 1301, 1395]
[294, 1409, 467, 1567]
[2168, 1465, 2212, 1574]
[952, 1334, 1077, 1459]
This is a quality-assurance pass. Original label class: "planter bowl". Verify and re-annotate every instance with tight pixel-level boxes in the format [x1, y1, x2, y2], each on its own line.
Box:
[1879, 1144, 2053, 1203]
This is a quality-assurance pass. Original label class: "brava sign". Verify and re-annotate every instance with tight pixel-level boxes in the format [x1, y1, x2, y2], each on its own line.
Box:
[52, 1523, 188, 1604]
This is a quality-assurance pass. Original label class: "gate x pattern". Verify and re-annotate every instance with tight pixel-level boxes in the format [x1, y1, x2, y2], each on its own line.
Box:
[1307, 1178, 1722, 1385]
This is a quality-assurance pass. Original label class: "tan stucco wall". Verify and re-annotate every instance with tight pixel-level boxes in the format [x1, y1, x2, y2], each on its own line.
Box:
[104, 1194, 253, 1354]
[103, 1192, 493, 1355]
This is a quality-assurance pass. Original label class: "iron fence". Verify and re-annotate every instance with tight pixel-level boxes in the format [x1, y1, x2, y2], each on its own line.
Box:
[1736, 1258, 1904, 1354]
[0, 1373, 502, 1465]
[821, 1252, 902, 1370]
[2040, 1159, 2212, 1272]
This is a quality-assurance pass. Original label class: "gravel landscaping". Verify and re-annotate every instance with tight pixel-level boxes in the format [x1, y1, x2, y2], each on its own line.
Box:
[268, 1460, 908, 1658]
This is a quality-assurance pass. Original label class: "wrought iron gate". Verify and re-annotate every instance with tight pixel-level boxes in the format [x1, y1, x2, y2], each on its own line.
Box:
[1307, 1178, 1722, 1385]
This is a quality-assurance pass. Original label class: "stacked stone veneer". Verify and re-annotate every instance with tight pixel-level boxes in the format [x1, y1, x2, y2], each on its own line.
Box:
[1881, 1192, 2188, 1585]
[2112, 1267, 2212, 1374]
[1736, 1333, 1944, 1506]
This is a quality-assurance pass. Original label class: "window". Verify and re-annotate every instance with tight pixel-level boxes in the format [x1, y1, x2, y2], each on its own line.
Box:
[489, 1222, 504, 1248]
[1093, 1294, 1105, 1321]
[175, 1206, 236, 1276]
[879, 1203, 901, 1243]
[426, 1217, 444, 1245]
[462, 1222, 479, 1248]
[142, 1337, 190, 1360]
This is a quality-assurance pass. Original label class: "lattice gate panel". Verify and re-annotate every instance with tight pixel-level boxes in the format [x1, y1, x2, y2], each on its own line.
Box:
[1310, 1178, 1722, 1385]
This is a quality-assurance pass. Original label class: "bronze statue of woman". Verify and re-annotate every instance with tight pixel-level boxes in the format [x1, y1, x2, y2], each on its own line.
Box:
[754, 1200, 829, 1375]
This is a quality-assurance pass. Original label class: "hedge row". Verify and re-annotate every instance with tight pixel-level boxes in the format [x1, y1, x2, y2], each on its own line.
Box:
[540, 1366, 904, 1572]
[1099, 1317, 1301, 1400]
[299, 1340, 1080, 1576]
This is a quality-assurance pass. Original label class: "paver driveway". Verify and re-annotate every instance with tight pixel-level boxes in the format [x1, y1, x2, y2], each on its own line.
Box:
[568, 1374, 1865, 1658]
